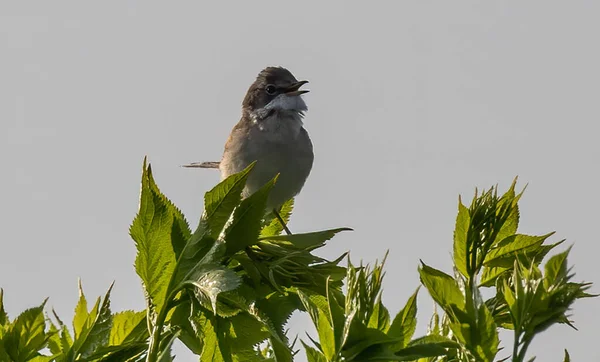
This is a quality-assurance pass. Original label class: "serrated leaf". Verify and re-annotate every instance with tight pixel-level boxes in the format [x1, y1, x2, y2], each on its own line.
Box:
[203, 162, 256, 240]
[224, 177, 277, 256]
[196, 311, 270, 362]
[418, 263, 464, 312]
[388, 288, 419, 350]
[494, 199, 519, 246]
[453, 201, 470, 277]
[109, 310, 146, 346]
[73, 284, 114, 358]
[484, 233, 554, 267]
[544, 246, 572, 289]
[73, 280, 88, 339]
[257, 228, 353, 249]
[180, 264, 241, 314]
[146, 162, 191, 257]
[2, 300, 49, 362]
[130, 161, 179, 320]
[260, 198, 295, 237]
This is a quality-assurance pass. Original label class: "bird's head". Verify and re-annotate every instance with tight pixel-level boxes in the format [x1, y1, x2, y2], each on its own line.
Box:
[242, 67, 309, 115]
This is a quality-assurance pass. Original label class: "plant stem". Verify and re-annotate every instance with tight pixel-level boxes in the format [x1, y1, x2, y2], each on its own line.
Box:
[512, 328, 521, 362]
[516, 337, 532, 362]
[146, 290, 177, 362]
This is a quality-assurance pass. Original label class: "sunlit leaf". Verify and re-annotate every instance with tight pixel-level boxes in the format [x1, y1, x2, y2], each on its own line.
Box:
[388, 288, 419, 350]
[418, 263, 464, 312]
[130, 160, 179, 320]
[260, 198, 294, 237]
[109, 310, 146, 346]
[453, 200, 470, 277]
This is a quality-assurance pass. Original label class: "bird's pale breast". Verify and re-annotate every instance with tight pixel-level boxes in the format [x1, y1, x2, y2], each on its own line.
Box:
[220, 111, 314, 210]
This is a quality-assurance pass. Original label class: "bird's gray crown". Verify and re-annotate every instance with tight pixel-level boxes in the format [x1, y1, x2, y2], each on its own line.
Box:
[242, 67, 308, 114]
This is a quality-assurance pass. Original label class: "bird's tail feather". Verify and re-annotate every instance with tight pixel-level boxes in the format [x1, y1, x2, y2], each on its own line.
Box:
[182, 161, 220, 169]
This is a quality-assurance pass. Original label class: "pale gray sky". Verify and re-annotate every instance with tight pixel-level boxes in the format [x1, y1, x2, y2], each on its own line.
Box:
[1, 2, 599, 361]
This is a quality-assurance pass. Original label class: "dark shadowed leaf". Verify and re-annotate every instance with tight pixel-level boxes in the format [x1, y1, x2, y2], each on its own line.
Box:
[202, 162, 256, 240]
[224, 177, 277, 256]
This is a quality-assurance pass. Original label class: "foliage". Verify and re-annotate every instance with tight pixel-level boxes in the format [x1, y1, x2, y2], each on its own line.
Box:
[0, 161, 594, 362]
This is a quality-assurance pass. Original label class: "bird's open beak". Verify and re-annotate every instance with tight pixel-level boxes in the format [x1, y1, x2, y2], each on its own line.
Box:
[284, 80, 309, 96]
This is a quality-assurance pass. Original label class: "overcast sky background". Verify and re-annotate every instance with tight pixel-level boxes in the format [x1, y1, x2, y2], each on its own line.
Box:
[1, 2, 599, 361]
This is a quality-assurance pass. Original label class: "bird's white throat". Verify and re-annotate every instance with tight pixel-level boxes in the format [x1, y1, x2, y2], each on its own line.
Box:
[264, 94, 308, 112]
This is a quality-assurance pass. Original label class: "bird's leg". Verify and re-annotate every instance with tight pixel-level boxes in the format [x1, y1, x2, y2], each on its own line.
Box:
[273, 208, 292, 235]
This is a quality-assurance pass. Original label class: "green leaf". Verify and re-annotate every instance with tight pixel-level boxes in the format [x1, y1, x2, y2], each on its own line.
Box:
[302, 340, 327, 362]
[224, 176, 277, 256]
[296, 289, 336, 360]
[453, 200, 470, 277]
[388, 288, 419, 350]
[2, 300, 49, 362]
[130, 160, 179, 320]
[368, 301, 390, 333]
[544, 246, 572, 289]
[261, 198, 295, 237]
[257, 228, 353, 249]
[73, 280, 88, 339]
[343, 328, 401, 360]
[179, 264, 242, 314]
[418, 263, 464, 312]
[0, 289, 7, 326]
[473, 302, 499, 362]
[394, 335, 459, 360]
[197, 312, 270, 362]
[109, 310, 146, 346]
[72, 283, 114, 358]
[563, 349, 570, 362]
[202, 162, 256, 240]
[484, 233, 554, 267]
[494, 194, 520, 245]
[146, 161, 192, 258]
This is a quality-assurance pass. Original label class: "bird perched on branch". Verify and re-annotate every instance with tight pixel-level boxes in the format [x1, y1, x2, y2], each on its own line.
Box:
[184, 67, 314, 234]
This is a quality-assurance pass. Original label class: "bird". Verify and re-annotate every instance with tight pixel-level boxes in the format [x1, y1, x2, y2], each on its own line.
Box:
[184, 67, 314, 234]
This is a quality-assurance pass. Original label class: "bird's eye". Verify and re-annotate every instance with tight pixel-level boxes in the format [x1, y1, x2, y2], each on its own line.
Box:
[265, 84, 277, 95]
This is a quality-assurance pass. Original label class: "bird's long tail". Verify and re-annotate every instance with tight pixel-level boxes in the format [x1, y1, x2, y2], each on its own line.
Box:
[182, 161, 220, 169]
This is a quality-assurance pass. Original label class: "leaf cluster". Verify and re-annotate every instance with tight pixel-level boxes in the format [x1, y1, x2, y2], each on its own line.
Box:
[0, 163, 595, 362]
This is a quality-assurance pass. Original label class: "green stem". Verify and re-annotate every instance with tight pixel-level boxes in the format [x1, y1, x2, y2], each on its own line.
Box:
[146, 290, 176, 362]
[512, 328, 521, 362]
[516, 337, 532, 362]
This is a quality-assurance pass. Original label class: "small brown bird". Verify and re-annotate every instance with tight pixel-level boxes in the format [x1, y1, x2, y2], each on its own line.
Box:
[184, 67, 314, 234]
